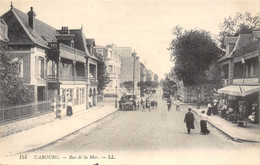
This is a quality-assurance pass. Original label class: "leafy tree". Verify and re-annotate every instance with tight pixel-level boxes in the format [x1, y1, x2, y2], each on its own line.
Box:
[0, 44, 34, 107]
[95, 53, 110, 94]
[219, 12, 260, 48]
[154, 74, 159, 83]
[138, 80, 158, 96]
[121, 81, 134, 93]
[168, 27, 222, 85]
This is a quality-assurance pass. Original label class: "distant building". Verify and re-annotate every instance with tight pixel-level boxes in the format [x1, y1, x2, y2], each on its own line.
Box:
[95, 43, 122, 99]
[117, 47, 141, 95]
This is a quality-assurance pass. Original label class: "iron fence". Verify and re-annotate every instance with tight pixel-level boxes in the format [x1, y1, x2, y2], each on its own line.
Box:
[0, 100, 53, 124]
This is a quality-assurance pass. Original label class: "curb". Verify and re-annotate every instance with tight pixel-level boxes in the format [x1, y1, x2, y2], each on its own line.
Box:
[17, 108, 119, 155]
[190, 109, 260, 143]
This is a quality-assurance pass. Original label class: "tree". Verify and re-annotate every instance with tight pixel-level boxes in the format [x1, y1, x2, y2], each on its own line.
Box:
[0, 44, 34, 107]
[168, 27, 222, 85]
[96, 53, 110, 94]
[154, 74, 159, 83]
[121, 81, 134, 93]
[219, 12, 260, 48]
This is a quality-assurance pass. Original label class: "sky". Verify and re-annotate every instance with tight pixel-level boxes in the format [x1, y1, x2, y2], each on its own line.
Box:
[0, 0, 259, 79]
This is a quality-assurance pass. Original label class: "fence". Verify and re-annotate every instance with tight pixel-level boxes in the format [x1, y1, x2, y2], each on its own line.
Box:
[0, 100, 53, 124]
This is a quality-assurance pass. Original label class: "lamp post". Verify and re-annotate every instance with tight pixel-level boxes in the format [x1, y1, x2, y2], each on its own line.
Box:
[115, 86, 118, 108]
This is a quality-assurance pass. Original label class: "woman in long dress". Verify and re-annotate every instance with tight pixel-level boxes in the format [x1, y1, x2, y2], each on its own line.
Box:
[200, 111, 210, 135]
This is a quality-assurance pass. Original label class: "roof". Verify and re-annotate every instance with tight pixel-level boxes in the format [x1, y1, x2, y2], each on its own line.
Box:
[10, 7, 58, 48]
[219, 33, 256, 62]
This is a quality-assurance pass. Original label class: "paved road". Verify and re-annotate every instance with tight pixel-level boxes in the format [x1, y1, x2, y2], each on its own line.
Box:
[30, 88, 260, 164]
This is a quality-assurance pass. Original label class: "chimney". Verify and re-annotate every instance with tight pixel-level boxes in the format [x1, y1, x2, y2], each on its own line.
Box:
[27, 7, 36, 30]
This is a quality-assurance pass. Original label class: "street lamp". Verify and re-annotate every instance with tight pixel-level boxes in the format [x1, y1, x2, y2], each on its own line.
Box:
[115, 86, 118, 108]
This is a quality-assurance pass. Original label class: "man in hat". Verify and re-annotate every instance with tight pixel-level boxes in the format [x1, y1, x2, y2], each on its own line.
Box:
[184, 108, 195, 134]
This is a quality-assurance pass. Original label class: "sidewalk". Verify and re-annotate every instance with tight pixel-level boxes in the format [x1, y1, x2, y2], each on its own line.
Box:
[175, 100, 260, 142]
[0, 104, 118, 158]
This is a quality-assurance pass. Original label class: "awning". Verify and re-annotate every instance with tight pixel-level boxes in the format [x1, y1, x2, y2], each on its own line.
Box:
[218, 85, 260, 97]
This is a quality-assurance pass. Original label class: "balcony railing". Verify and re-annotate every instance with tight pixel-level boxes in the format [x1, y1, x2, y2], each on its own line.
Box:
[60, 43, 86, 57]
[48, 75, 59, 82]
[76, 76, 87, 81]
[60, 76, 74, 81]
[233, 40, 260, 58]
[89, 77, 98, 85]
[108, 73, 117, 77]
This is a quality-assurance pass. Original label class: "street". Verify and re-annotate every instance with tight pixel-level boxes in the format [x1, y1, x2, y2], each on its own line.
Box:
[25, 88, 260, 164]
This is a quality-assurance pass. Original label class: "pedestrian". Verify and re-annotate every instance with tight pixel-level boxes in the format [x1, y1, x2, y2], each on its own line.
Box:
[66, 101, 73, 117]
[141, 99, 145, 112]
[176, 101, 180, 111]
[154, 101, 158, 109]
[200, 110, 210, 135]
[167, 98, 172, 111]
[206, 102, 213, 116]
[146, 99, 150, 112]
[184, 108, 195, 134]
[151, 101, 154, 109]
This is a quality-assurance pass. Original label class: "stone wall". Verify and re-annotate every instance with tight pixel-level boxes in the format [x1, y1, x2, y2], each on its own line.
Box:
[0, 112, 56, 137]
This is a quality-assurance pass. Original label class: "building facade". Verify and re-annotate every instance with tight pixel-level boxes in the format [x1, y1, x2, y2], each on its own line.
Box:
[95, 43, 121, 99]
[1, 6, 98, 116]
[218, 31, 260, 124]
[117, 47, 141, 95]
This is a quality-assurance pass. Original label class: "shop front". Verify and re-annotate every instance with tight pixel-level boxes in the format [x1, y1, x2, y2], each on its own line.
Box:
[217, 85, 260, 125]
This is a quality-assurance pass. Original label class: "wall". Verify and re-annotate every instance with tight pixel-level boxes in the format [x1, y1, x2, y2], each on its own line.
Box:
[179, 84, 221, 103]
[0, 112, 55, 137]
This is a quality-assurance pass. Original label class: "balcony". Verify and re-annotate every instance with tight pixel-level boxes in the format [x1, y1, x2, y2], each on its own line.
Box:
[89, 77, 98, 86]
[60, 76, 87, 81]
[48, 75, 59, 82]
[108, 73, 117, 77]
[233, 78, 259, 85]
[60, 43, 86, 57]
[75, 76, 87, 81]
[233, 40, 260, 58]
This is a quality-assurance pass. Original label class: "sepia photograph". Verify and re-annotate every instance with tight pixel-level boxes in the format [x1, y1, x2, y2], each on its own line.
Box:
[0, 0, 260, 164]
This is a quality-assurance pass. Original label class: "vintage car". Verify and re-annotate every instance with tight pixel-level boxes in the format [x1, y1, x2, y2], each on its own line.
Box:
[119, 94, 140, 111]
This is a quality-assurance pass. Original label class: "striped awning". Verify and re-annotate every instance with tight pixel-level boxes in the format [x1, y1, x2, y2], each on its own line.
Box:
[218, 85, 260, 97]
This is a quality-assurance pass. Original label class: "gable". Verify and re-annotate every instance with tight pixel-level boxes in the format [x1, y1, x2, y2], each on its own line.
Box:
[1, 10, 34, 45]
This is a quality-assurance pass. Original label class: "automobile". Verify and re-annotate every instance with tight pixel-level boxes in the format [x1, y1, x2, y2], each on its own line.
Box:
[119, 94, 140, 111]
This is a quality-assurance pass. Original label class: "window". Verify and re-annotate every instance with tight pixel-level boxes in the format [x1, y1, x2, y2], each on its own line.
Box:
[108, 65, 113, 73]
[18, 59, 23, 77]
[109, 51, 112, 58]
[38, 57, 44, 78]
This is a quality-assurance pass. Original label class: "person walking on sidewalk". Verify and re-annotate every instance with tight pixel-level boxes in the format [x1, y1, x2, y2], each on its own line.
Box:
[66, 101, 73, 117]
[167, 98, 172, 111]
[184, 108, 195, 134]
[200, 110, 210, 135]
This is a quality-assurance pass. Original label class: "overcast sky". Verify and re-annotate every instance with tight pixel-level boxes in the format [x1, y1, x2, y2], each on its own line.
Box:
[0, 0, 259, 79]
